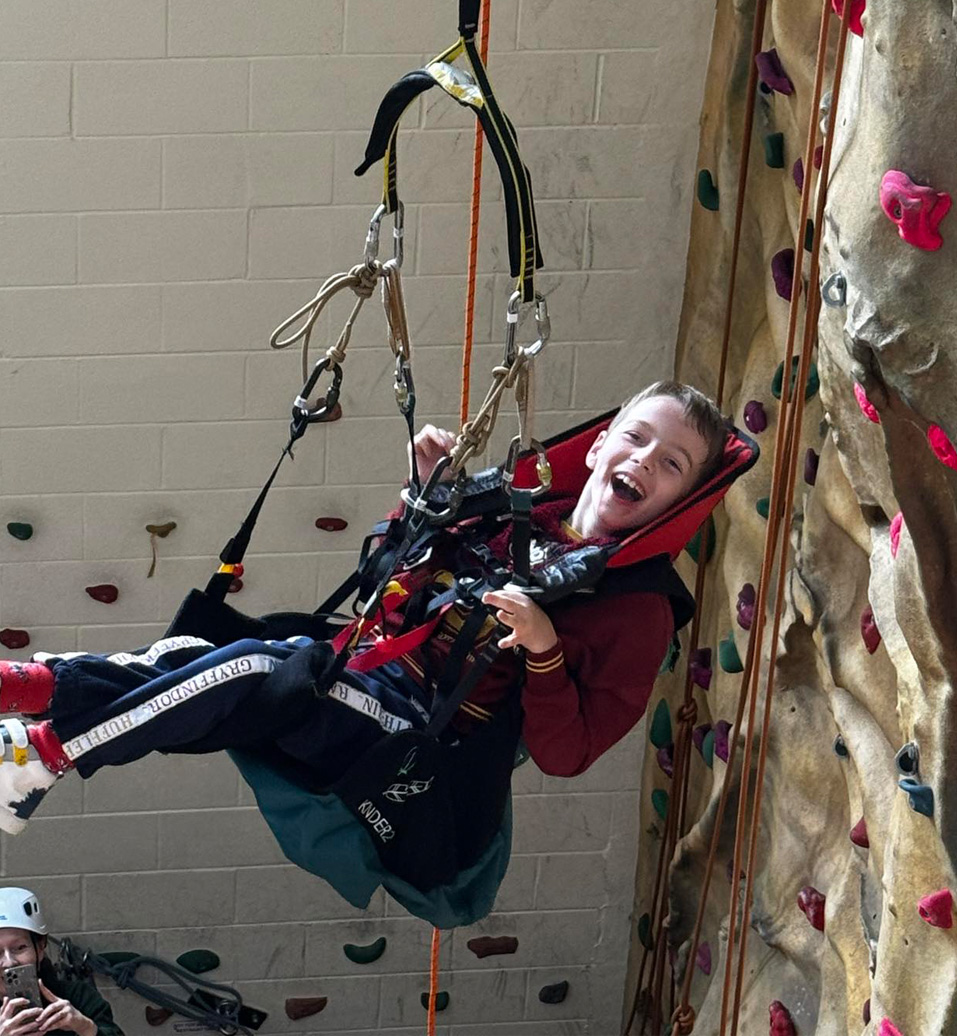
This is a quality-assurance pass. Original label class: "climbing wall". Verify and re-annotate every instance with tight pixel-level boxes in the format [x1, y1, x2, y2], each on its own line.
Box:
[629, 0, 957, 1033]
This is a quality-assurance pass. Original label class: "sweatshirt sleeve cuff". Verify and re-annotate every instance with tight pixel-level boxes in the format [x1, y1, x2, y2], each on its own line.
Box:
[525, 640, 565, 676]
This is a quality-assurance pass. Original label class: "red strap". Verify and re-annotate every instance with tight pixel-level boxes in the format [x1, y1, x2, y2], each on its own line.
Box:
[346, 602, 456, 672]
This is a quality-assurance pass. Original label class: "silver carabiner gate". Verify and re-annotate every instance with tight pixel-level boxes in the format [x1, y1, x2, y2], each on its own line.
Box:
[503, 290, 550, 365]
[502, 436, 552, 498]
[364, 201, 405, 269]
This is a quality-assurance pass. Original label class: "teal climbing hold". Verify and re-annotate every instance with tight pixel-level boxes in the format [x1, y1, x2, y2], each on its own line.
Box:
[420, 991, 450, 1012]
[771, 356, 820, 401]
[176, 950, 220, 975]
[764, 132, 785, 168]
[343, 937, 386, 964]
[719, 634, 744, 673]
[638, 913, 655, 950]
[649, 699, 672, 749]
[685, 514, 717, 563]
[6, 523, 33, 541]
[697, 169, 720, 211]
[651, 788, 669, 820]
[657, 636, 680, 675]
[755, 497, 770, 520]
[702, 730, 716, 768]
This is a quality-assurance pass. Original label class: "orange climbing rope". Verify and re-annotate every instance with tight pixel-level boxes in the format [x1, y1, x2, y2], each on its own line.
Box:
[460, 0, 492, 426]
[426, 926, 442, 1036]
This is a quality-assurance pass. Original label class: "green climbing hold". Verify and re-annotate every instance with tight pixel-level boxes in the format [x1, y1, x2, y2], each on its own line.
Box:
[771, 356, 820, 402]
[684, 514, 716, 564]
[719, 634, 744, 673]
[755, 497, 770, 520]
[764, 132, 785, 168]
[804, 218, 815, 252]
[649, 699, 672, 749]
[657, 636, 680, 675]
[651, 788, 669, 820]
[99, 952, 138, 966]
[6, 523, 33, 541]
[702, 730, 716, 769]
[176, 950, 220, 975]
[696, 169, 719, 211]
[343, 937, 386, 965]
[420, 991, 449, 1012]
[638, 913, 655, 950]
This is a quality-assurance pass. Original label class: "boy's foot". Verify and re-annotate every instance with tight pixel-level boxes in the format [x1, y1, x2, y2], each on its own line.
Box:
[0, 661, 55, 715]
[0, 719, 60, 835]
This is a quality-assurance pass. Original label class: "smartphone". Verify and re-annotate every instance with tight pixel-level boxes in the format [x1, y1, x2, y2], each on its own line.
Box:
[3, 963, 41, 1007]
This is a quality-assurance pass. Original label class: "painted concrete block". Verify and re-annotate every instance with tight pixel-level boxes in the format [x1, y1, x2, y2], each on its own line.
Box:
[159, 808, 289, 869]
[83, 870, 236, 930]
[511, 793, 614, 854]
[4, 814, 158, 876]
[0, 1, 166, 60]
[235, 865, 385, 923]
[83, 752, 240, 814]
[0, 216, 76, 287]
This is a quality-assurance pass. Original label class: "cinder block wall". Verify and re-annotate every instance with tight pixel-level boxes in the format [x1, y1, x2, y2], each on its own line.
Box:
[0, 2, 712, 1033]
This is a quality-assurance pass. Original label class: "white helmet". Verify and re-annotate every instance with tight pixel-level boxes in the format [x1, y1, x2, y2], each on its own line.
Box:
[0, 888, 47, 936]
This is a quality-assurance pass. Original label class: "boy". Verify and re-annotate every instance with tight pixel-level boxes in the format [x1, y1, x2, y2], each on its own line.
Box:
[0, 381, 727, 835]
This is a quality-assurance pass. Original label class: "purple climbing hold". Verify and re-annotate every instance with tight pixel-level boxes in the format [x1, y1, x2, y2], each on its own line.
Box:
[793, 157, 804, 192]
[656, 743, 675, 779]
[755, 49, 794, 95]
[850, 816, 869, 848]
[736, 583, 756, 631]
[690, 647, 713, 690]
[744, 400, 768, 434]
[771, 248, 795, 301]
[714, 720, 732, 762]
[692, 723, 713, 754]
[861, 606, 881, 654]
[696, 942, 712, 975]
[804, 447, 819, 485]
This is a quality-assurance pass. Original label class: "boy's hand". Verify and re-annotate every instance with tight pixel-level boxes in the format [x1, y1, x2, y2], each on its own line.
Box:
[482, 586, 559, 654]
[410, 425, 456, 485]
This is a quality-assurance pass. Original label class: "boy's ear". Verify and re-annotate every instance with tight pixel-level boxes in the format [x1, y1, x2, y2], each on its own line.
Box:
[584, 430, 607, 470]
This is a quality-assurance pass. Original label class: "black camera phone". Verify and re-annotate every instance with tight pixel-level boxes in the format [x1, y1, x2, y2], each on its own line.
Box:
[3, 963, 42, 1007]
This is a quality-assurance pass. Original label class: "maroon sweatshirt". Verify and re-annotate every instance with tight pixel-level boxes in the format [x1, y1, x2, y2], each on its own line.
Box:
[388, 498, 675, 777]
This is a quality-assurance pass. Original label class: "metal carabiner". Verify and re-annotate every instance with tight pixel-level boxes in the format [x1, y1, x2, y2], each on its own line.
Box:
[501, 436, 552, 498]
[394, 355, 415, 415]
[291, 356, 344, 433]
[364, 201, 405, 269]
[503, 290, 551, 365]
[821, 270, 847, 308]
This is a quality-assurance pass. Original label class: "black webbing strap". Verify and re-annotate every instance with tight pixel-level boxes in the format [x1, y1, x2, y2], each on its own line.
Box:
[509, 488, 533, 584]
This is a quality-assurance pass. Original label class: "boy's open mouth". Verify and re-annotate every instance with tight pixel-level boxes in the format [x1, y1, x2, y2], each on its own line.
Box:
[612, 472, 644, 503]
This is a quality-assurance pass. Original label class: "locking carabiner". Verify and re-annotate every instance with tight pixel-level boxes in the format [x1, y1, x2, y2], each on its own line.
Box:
[503, 290, 550, 365]
[291, 356, 344, 437]
[502, 436, 552, 498]
[364, 201, 405, 269]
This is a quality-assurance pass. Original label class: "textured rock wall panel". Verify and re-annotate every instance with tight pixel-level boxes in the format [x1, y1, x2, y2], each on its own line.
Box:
[630, 1, 957, 1033]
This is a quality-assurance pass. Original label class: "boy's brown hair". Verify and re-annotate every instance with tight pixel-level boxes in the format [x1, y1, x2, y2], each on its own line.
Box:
[610, 380, 730, 487]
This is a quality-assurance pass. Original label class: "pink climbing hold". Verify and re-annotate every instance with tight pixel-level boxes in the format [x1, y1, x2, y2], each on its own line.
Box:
[769, 1000, 797, 1036]
[831, 0, 866, 36]
[771, 248, 795, 301]
[890, 511, 904, 559]
[853, 382, 880, 424]
[879, 1020, 903, 1036]
[917, 888, 954, 929]
[696, 942, 712, 975]
[755, 49, 794, 95]
[850, 816, 870, 848]
[736, 583, 756, 631]
[792, 157, 804, 192]
[797, 885, 826, 931]
[880, 170, 952, 251]
[860, 606, 881, 654]
[928, 424, 957, 470]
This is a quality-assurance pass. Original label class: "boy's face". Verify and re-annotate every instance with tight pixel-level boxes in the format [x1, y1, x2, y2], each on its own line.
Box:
[579, 396, 711, 537]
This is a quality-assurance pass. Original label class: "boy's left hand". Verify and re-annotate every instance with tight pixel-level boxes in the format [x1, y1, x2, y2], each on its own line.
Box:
[482, 586, 558, 654]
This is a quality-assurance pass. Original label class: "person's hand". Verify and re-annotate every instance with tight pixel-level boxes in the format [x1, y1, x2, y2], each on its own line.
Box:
[35, 982, 96, 1036]
[482, 585, 559, 654]
[410, 424, 456, 485]
[0, 996, 42, 1036]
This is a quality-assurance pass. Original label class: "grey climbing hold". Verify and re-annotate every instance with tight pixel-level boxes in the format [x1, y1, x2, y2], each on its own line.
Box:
[822, 271, 847, 308]
[895, 742, 919, 777]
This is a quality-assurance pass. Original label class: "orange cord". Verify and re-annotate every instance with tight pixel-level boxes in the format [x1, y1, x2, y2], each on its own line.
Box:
[426, 926, 441, 1036]
[460, 0, 492, 427]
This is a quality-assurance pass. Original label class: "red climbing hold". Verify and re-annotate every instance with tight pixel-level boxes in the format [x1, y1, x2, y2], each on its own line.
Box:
[736, 584, 756, 631]
[797, 885, 826, 930]
[927, 424, 957, 470]
[850, 817, 870, 848]
[853, 382, 880, 423]
[315, 517, 349, 532]
[0, 629, 30, 650]
[880, 170, 952, 251]
[860, 606, 881, 654]
[917, 888, 954, 929]
[863, 999, 871, 1023]
[831, 0, 866, 35]
[771, 249, 795, 301]
[755, 49, 794, 95]
[769, 1000, 797, 1036]
[467, 935, 519, 958]
[744, 401, 768, 434]
[813, 145, 824, 170]
[879, 1020, 903, 1036]
[85, 584, 119, 604]
[890, 512, 903, 558]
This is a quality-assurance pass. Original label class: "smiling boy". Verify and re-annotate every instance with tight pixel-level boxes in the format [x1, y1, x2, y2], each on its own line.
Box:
[0, 381, 728, 832]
